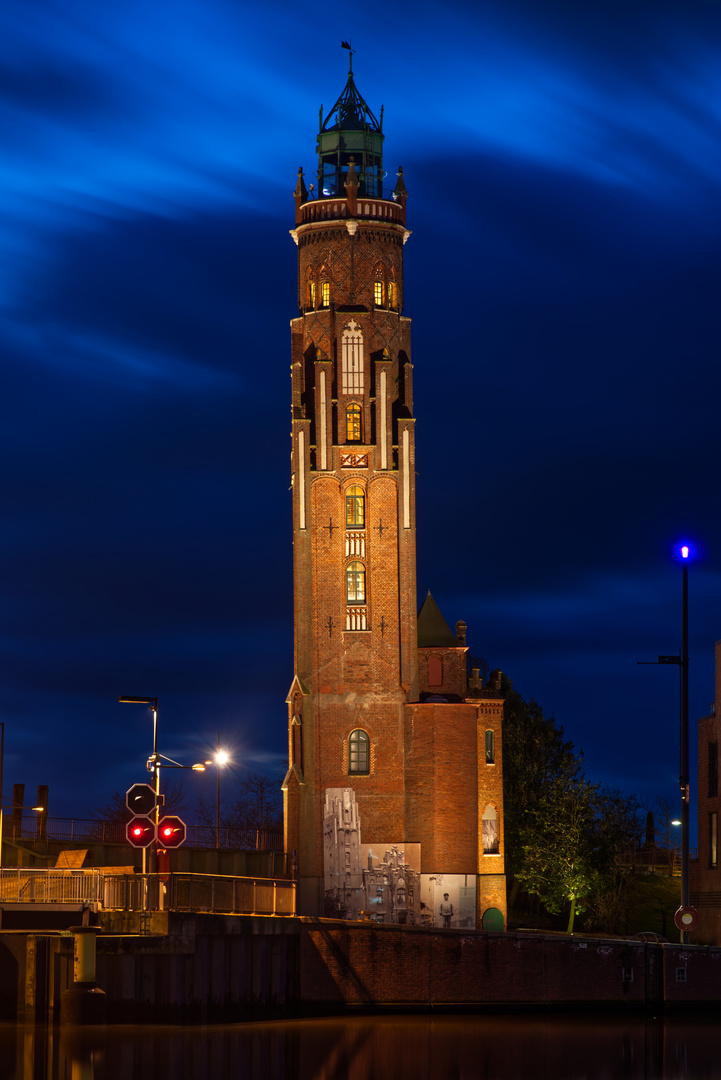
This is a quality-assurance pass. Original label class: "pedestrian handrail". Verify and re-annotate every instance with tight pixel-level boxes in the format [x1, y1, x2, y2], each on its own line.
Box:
[2, 815, 284, 851]
[0, 868, 295, 915]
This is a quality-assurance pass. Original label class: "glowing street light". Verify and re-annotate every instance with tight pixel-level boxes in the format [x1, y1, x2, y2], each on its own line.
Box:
[211, 737, 230, 850]
[637, 541, 696, 940]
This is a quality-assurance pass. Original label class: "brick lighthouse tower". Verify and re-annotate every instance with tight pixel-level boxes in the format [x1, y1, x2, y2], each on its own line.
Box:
[283, 54, 506, 928]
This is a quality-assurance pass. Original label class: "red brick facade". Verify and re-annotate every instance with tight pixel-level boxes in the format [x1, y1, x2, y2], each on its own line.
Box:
[283, 69, 506, 928]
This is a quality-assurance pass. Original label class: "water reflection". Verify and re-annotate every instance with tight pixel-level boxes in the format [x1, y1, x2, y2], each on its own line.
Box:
[2, 1013, 721, 1080]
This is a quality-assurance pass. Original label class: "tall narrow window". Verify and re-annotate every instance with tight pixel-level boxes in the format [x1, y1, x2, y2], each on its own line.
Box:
[320, 281, 330, 308]
[346, 561, 366, 603]
[374, 280, 384, 306]
[349, 729, 369, 774]
[485, 730, 495, 764]
[709, 742, 718, 797]
[388, 281, 397, 309]
[482, 806, 499, 854]
[341, 322, 363, 394]
[346, 403, 362, 442]
[345, 485, 365, 527]
[308, 281, 316, 309]
[428, 656, 443, 687]
[711, 812, 718, 869]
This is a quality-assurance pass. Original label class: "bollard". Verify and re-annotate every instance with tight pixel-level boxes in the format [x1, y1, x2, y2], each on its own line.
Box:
[60, 926, 106, 1025]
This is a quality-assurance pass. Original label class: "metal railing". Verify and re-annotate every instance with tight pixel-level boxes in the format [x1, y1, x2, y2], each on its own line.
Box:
[3, 816, 284, 851]
[0, 868, 295, 916]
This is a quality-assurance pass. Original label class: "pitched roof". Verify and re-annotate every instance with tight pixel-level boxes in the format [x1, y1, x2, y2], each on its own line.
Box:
[417, 590, 457, 648]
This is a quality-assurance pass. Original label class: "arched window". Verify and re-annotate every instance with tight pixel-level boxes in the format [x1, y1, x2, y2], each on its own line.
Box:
[308, 281, 316, 309]
[346, 561, 366, 603]
[345, 485, 365, 527]
[428, 656, 443, 687]
[485, 729, 495, 764]
[482, 805, 499, 854]
[374, 280, 384, 306]
[341, 321, 363, 393]
[349, 729, 369, 774]
[320, 281, 330, 308]
[346, 403, 362, 442]
[388, 281, 397, 310]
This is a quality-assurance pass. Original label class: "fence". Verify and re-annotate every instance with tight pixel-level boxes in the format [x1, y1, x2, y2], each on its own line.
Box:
[0, 868, 295, 916]
[3, 816, 284, 851]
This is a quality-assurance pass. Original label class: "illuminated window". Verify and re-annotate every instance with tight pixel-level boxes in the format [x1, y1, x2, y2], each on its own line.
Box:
[346, 403, 362, 442]
[345, 485, 365, 527]
[711, 812, 718, 869]
[382, 348, 390, 361]
[485, 730, 495, 764]
[341, 322, 363, 393]
[308, 281, 316, 308]
[374, 280, 384, 306]
[710, 742, 718, 797]
[346, 561, 366, 603]
[482, 805, 499, 854]
[349, 729, 369, 774]
[388, 281, 397, 309]
[428, 656, 443, 687]
[320, 281, 330, 308]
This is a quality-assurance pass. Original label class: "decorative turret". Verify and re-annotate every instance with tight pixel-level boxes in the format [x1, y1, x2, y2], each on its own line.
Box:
[316, 47, 385, 198]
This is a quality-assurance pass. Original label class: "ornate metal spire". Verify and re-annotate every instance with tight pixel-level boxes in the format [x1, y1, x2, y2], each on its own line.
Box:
[321, 44, 382, 134]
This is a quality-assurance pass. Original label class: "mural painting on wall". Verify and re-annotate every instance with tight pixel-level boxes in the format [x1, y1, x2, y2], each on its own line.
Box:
[323, 787, 420, 923]
[419, 874, 477, 930]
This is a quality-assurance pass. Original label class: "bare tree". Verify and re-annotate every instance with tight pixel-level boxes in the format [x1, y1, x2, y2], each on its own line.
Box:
[92, 778, 186, 824]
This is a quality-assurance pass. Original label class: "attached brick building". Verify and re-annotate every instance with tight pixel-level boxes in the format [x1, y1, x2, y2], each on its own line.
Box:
[282, 58, 506, 929]
[691, 639, 721, 943]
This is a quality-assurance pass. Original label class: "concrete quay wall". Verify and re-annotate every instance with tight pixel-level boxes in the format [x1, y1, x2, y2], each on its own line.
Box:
[4, 915, 721, 1024]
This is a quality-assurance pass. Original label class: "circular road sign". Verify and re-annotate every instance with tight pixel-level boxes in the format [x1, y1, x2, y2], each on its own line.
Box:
[674, 905, 699, 932]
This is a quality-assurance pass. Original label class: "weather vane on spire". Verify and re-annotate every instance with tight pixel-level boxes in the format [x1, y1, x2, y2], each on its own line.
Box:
[341, 40, 355, 73]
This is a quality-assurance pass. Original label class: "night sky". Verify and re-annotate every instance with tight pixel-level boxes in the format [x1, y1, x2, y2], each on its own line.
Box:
[2, 0, 720, 834]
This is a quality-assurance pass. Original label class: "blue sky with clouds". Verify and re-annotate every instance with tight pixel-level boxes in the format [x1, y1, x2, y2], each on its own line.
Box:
[2, 0, 720, 829]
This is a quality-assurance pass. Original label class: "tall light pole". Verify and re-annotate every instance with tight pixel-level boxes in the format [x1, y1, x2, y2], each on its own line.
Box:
[0, 722, 4, 870]
[215, 737, 229, 850]
[119, 696, 159, 873]
[638, 544, 697, 942]
[679, 546, 691, 936]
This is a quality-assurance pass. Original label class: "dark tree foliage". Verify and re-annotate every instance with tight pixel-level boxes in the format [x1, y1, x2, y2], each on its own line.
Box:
[195, 770, 283, 834]
[501, 676, 581, 881]
[501, 675, 642, 932]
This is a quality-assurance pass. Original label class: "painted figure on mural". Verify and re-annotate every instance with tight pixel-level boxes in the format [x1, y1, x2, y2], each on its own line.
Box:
[439, 893, 454, 928]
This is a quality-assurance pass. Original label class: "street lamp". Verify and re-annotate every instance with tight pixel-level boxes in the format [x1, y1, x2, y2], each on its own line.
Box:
[679, 545, 691, 939]
[0, 723, 4, 870]
[637, 543, 695, 941]
[119, 696, 159, 873]
[210, 737, 230, 850]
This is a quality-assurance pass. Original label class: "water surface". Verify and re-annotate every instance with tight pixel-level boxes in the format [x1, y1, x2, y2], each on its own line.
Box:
[2, 1012, 720, 1079]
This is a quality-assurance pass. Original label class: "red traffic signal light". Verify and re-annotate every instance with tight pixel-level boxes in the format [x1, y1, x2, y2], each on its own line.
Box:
[126, 816, 155, 848]
[157, 815, 186, 849]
